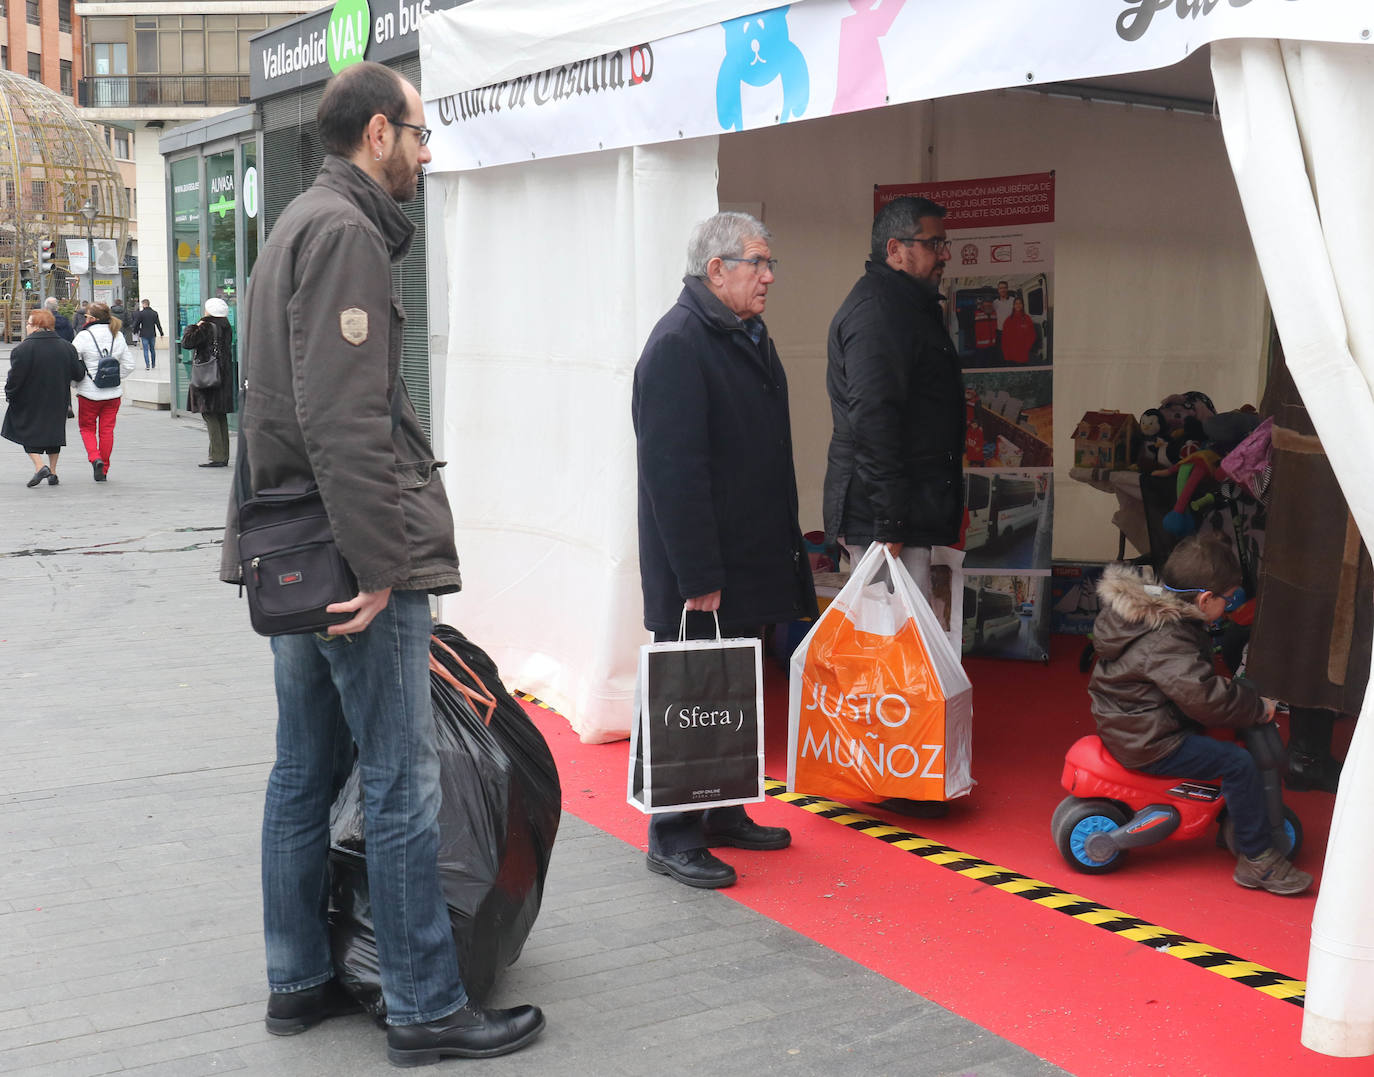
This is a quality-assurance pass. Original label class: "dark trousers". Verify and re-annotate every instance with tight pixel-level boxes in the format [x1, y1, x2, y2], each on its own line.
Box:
[203, 413, 229, 464]
[1137, 732, 1268, 856]
[647, 613, 759, 856]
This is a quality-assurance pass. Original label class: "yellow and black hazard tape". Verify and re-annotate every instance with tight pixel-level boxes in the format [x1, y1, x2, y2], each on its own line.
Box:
[513, 690, 556, 713]
[764, 778, 1306, 1008]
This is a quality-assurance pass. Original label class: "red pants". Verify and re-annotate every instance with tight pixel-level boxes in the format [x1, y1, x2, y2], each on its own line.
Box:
[78, 396, 122, 469]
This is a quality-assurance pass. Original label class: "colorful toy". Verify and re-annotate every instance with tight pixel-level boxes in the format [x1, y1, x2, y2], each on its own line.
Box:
[1052, 725, 1301, 874]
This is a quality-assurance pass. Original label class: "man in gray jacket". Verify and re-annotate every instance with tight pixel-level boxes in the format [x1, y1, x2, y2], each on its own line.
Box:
[222, 62, 543, 1065]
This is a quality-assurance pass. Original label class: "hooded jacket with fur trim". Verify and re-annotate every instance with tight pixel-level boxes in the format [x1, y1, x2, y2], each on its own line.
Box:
[1087, 564, 1265, 769]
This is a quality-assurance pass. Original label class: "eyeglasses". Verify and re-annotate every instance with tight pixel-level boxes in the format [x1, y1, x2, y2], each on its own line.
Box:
[390, 119, 432, 146]
[1160, 583, 1247, 613]
[896, 236, 951, 255]
[720, 256, 778, 275]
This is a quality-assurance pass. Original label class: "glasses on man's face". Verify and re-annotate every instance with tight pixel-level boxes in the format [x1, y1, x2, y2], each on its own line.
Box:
[896, 236, 951, 255]
[391, 119, 432, 146]
[720, 256, 778, 276]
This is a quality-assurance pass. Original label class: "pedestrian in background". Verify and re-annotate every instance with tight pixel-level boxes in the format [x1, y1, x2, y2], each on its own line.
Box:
[73, 301, 135, 482]
[3, 308, 85, 487]
[133, 299, 165, 370]
[44, 297, 75, 343]
[180, 297, 234, 467]
[222, 60, 544, 1065]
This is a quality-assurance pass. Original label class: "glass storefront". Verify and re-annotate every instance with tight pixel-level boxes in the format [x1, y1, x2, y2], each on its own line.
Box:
[166, 132, 262, 420]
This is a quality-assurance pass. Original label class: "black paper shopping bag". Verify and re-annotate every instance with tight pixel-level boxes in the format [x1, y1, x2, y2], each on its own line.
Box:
[628, 634, 764, 813]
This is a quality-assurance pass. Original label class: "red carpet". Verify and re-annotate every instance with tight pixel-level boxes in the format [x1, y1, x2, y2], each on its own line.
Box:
[521, 636, 1362, 1076]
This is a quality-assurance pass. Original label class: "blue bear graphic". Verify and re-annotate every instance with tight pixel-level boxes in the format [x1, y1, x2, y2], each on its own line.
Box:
[716, 6, 810, 132]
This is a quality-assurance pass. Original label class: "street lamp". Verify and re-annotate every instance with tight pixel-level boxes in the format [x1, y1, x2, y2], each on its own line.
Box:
[80, 198, 97, 303]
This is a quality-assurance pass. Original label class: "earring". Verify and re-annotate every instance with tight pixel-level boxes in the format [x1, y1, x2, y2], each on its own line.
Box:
[375, 150, 382, 161]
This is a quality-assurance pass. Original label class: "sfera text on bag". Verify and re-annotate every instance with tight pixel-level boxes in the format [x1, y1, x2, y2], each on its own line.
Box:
[662, 704, 746, 732]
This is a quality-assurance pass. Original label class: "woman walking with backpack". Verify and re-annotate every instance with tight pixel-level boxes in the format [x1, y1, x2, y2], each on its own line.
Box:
[74, 302, 136, 482]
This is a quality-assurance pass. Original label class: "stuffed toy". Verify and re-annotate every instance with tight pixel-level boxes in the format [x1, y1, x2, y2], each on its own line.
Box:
[1158, 439, 1222, 536]
[1136, 408, 1168, 471]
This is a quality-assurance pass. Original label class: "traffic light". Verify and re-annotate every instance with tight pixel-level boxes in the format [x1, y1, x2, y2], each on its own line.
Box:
[19, 261, 34, 291]
[39, 240, 55, 273]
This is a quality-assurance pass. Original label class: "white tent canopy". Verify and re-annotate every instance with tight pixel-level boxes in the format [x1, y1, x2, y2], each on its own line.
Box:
[418, 0, 1374, 1054]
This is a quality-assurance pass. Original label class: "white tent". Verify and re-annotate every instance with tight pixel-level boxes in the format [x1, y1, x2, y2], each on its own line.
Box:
[417, 0, 1373, 1054]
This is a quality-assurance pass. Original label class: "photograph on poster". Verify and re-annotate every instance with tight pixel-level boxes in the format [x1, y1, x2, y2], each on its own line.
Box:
[963, 470, 1052, 572]
[963, 369, 1053, 468]
[962, 573, 1049, 662]
[943, 272, 1052, 369]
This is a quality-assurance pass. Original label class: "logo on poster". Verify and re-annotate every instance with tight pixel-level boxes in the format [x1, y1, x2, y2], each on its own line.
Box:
[1025, 242, 1042, 263]
[960, 243, 979, 266]
[991, 244, 1012, 263]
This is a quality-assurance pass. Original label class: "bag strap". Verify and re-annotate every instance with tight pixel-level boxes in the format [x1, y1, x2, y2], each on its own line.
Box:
[427, 634, 498, 725]
[677, 605, 722, 642]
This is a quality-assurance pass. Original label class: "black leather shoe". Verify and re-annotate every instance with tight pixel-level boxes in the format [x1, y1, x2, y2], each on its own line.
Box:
[265, 977, 362, 1036]
[47, 473, 59, 486]
[198, 460, 229, 468]
[704, 818, 792, 851]
[27, 466, 51, 488]
[386, 1001, 545, 1066]
[646, 848, 737, 888]
[92, 460, 106, 482]
[1286, 752, 1342, 793]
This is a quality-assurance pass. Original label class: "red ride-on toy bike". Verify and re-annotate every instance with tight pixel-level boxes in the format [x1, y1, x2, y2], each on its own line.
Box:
[1051, 723, 1302, 874]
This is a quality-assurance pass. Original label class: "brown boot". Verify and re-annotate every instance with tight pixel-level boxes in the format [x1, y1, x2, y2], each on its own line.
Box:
[1234, 848, 1312, 896]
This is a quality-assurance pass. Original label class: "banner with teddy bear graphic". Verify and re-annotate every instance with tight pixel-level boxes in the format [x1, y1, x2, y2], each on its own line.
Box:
[421, 0, 1362, 174]
[876, 173, 1056, 662]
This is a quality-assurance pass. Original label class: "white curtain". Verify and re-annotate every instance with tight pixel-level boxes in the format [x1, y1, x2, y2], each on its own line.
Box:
[1212, 39, 1374, 1057]
[430, 137, 720, 743]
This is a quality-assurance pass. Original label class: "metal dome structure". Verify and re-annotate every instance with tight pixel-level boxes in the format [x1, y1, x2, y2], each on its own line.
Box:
[1, 70, 129, 340]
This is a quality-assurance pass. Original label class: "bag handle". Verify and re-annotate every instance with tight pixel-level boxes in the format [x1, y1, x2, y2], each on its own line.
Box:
[428, 633, 498, 725]
[678, 605, 722, 642]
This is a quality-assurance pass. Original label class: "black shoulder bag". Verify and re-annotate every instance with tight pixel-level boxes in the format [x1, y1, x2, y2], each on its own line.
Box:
[233, 378, 405, 636]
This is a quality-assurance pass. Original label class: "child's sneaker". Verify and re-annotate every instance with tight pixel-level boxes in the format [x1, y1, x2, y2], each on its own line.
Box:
[1234, 848, 1312, 895]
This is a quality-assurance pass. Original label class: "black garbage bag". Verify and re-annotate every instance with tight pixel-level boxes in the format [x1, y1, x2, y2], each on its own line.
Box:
[328, 624, 562, 1016]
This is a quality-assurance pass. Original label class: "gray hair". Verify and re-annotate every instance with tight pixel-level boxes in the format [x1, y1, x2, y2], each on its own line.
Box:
[43, 296, 58, 311]
[686, 212, 771, 277]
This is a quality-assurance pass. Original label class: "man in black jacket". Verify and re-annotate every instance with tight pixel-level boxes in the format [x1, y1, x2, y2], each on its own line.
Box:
[823, 197, 965, 818]
[43, 298, 74, 343]
[633, 211, 817, 890]
[227, 62, 543, 1065]
[132, 299, 164, 370]
[823, 196, 965, 598]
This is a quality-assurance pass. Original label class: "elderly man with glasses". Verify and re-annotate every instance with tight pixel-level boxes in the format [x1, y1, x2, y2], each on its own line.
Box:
[632, 211, 817, 889]
[821, 197, 966, 813]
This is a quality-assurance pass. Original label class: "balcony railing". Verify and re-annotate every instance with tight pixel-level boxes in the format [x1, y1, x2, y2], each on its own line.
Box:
[78, 75, 251, 109]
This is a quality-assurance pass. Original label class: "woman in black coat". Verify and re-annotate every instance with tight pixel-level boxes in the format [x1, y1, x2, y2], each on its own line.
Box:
[3, 308, 86, 487]
[180, 297, 237, 467]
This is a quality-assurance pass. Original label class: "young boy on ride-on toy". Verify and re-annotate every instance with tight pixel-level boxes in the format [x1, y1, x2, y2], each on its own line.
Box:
[1088, 535, 1311, 896]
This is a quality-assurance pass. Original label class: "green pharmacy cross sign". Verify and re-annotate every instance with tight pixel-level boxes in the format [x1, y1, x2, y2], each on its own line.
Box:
[210, 193, 237, 219]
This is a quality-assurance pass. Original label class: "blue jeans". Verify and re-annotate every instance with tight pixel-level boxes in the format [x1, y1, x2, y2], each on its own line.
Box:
[262, 589, 466, 1025]
[141, 336, 155, 367]
[1137, 732, 1268, 856]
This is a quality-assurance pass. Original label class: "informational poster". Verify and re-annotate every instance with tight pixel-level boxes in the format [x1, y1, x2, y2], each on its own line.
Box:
[876, 172, 1055, 661]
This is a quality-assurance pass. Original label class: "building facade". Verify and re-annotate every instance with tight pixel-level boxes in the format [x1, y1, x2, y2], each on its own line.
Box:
[72, 0, 324, 398]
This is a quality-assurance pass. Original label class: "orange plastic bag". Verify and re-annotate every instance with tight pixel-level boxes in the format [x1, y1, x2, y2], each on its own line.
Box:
[788, 544, 973, 802]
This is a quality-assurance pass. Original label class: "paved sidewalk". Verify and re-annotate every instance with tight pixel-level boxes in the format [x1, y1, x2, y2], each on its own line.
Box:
[0, 403, 1068, 1076]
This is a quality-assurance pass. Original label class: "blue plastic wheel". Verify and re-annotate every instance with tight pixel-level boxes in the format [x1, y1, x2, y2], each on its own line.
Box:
[1052, 797, 1129, 874]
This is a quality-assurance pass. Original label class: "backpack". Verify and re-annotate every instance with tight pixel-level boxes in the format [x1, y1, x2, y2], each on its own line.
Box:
[85, 329, 121, 389]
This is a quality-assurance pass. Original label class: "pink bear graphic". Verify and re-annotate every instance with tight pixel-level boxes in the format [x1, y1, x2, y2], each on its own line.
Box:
[833, 0, 907, 115]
